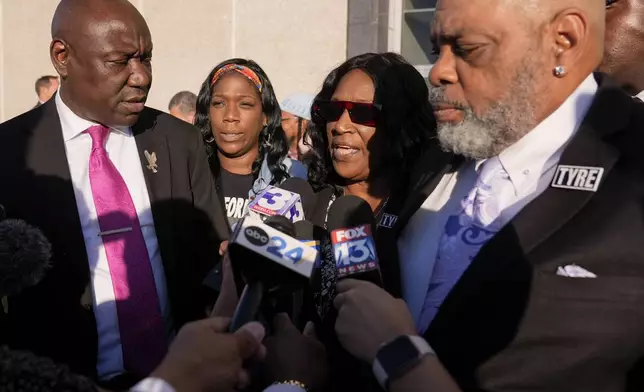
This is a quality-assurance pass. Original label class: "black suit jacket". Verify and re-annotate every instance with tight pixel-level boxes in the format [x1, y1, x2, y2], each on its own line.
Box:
[0, 98, 230, 379]
[376, 74, 644, 392]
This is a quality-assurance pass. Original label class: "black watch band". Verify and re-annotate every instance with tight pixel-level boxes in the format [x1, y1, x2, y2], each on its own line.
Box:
[372, 335, 434, 390]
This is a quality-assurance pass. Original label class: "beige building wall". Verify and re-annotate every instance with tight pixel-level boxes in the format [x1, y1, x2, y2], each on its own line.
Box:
[0, 0, 348, 122]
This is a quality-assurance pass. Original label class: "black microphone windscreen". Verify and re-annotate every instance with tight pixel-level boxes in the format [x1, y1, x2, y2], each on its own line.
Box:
[0, 346, 98, 391]
[0, 219, 52, 297]
[294, 220, 315, 241]
[326, 195, 375, 232]
[294, 220, 338, 320]
[264, 215, 296, 237]
[279, 177, 316, 218]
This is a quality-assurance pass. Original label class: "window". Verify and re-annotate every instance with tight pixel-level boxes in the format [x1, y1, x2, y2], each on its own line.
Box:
[401, 0, 437, 69]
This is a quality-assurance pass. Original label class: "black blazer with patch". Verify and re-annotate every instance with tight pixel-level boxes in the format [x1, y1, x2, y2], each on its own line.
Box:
[376, 74, 644, 392]
[0, 98, 230, 378]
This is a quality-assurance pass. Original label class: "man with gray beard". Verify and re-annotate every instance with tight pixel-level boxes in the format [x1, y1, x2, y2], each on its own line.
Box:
[367, 0, 644, 390]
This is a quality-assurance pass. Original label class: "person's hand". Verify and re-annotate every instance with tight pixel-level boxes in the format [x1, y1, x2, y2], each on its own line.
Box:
[218, 240, 229, 256]
[211, 242, 239, 318]
[263, 313, 328, 390]
[151, 317, 265, 392]
[334, 279, 416, 363]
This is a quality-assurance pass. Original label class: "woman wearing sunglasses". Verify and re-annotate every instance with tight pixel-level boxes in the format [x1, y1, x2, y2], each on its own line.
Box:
[307, 52, 434, 225]
[195, 59, 307, 227]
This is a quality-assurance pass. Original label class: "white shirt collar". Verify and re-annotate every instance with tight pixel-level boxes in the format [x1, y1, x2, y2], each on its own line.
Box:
[55, 88, 131, 142]
[476, 73, 598, 195]
[636, 91, 644, 101]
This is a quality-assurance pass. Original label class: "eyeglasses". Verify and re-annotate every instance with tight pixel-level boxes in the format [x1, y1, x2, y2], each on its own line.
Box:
[313, 100, 382, 127]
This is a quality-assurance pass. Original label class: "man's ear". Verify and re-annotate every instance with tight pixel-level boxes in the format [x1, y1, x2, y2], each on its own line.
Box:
[50, 39, 70, 78]
[549, 8, 589, 75]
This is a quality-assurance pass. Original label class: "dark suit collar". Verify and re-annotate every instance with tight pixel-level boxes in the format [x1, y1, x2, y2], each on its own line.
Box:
[31, 99, 175, 284]
[379, 142, 461, 296]
[26, 94, 90, 284]
[484, 73, 625, 257]
[427, 72, 630, 335]
[131, 108, 172, 204]
[393, 142, 461, 238]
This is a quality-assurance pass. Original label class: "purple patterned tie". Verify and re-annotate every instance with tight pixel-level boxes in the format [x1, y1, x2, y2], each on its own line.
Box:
[86, 125, 167, 377]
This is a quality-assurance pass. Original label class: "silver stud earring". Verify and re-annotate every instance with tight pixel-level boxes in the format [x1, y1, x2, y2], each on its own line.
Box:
[553, 65, 566, 77]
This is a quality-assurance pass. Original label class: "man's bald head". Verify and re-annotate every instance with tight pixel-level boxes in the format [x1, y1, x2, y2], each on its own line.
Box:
[429, 0, 605, 159]
[49, 0, 153, 127]
[503, 0, 606, 50]
[51, 0, 146, 41]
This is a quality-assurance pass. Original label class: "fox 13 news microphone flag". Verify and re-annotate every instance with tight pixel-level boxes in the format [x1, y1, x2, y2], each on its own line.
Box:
[247, 177, 315, 223]
[327, 195, 383, 286]
[227, 215, 318, 331]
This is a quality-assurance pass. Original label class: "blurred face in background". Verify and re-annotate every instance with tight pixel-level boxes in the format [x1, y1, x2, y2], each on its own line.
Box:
[281, 111, 300, 146]
[209, 72, 266, 159]
[325, 69, 385, 183]
[281, 111, 310, 157]
[39, 78, 59, 102]
[599, 0, 644, 95]
[170, 106, 195, 124]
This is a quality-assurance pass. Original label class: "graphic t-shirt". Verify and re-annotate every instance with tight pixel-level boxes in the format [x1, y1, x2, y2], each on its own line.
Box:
[219, 169, 254, 227]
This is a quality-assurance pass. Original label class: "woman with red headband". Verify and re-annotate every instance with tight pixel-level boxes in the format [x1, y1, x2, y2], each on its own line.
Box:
[195, 59, 307, 227]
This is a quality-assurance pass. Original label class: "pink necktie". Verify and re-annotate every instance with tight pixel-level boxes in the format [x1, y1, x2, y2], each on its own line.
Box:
[86, 125, 167, 377]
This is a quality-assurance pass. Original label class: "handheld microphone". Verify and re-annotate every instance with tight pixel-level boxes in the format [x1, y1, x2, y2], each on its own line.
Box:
[247, 178, 315, 223]
[0, 346, 97, 391]
[203, 178, 316, 294]
[327, 195, 382, 286]
[279, 177, 316, 219]
[0, 219, 52, 297]
[294, 220, 337, 321]
[228, 215, 318, 331]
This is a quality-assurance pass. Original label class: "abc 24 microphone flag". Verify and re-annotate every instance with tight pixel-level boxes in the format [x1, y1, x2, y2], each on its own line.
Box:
[331, 224, 378, 277]
[247, 185, 305, 222]
[231, 217, 318, 279]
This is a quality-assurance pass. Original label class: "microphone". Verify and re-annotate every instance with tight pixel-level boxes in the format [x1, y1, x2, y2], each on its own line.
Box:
[279, 177, 316, 219]
[0, 219, 52, 297]
[294, 220, 337, 321]
[0, 346, 97, 391]
[202, 178, 316, 294]
[228, 215, 318, 331]
[247, 178, 315, 223]
[327, 195, 382, 286]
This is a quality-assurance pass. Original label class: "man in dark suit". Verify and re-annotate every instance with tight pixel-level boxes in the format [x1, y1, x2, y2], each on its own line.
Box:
[0, 0, 229, 389]
[335, 0, 644, 391]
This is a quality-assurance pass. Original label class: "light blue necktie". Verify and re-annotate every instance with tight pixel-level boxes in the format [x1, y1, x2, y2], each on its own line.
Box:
[417, 157, 512, 332]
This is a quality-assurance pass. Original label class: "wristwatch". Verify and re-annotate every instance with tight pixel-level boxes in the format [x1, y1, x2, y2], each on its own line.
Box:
[372, 335, 434, 390]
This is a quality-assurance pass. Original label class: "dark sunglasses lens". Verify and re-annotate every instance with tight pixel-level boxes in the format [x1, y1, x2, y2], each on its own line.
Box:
[316, 101, 344, 122]
[349, 104, 378, 126]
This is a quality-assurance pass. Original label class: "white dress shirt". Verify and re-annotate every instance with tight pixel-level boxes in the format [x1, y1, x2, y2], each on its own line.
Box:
[55, 91, 174, 380]
[398, 74, 599, 333]
[636, 91, 644, 101]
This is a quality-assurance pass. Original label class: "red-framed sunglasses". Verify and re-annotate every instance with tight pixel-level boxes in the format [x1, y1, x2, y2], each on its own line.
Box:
[313, 100, 382, 127]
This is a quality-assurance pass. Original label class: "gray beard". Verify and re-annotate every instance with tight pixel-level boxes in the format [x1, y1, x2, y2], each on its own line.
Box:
[429, 62, 539, 160]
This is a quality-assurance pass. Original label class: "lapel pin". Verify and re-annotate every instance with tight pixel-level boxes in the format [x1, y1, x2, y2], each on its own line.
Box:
[551, 165, 604, 192]
[144, 150, 158, 173]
